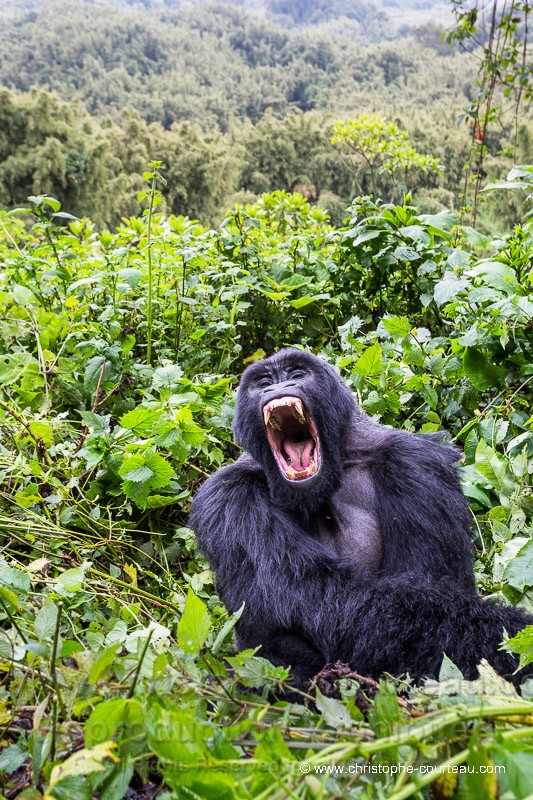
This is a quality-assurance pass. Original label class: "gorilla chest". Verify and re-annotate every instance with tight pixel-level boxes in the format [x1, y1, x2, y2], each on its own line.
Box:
[310, 466, 382, 571]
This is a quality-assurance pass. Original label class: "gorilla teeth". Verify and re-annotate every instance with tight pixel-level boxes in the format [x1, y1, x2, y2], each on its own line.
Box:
[286, 459, 317, 479]
[263, 396, 305, 426]
[292, 407, 306, 424]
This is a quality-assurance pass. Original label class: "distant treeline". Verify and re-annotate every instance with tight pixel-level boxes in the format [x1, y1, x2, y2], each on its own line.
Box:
[0, 0, 466, 129]
[0, 0, 531, 228]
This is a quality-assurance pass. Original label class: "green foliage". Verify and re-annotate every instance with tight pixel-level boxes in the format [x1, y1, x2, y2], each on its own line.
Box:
[332, 114, 441, 199]
[0, 169, 532, 798]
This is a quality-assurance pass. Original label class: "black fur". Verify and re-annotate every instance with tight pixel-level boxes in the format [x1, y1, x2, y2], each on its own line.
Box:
[190, 348, 532, 690]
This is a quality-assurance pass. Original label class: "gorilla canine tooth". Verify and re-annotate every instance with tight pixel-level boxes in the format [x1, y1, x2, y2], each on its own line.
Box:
[293, 407, 306, 424]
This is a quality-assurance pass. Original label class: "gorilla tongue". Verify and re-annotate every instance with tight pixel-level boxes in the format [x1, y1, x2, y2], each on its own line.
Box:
[283, 438, 314, 472]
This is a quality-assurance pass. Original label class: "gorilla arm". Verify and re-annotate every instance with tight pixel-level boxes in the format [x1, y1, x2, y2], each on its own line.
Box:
[189, 455, 368, 684]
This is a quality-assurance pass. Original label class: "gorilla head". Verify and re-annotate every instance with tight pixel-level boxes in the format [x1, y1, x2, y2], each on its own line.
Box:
[233, 348, 356, 510]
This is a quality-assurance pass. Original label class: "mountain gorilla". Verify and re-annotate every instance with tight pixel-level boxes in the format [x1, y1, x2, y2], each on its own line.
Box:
[190, 348, 532, 690]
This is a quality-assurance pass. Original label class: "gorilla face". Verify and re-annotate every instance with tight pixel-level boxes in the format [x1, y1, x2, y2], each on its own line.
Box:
[233, 348, 356, 509]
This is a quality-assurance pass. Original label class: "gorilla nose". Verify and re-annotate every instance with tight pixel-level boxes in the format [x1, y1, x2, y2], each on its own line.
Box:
[263, 382, 298, 398]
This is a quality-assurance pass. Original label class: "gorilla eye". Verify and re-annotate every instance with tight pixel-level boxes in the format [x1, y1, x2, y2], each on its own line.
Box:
[256, 377, 272, 389]
[289, 370, 306, 380]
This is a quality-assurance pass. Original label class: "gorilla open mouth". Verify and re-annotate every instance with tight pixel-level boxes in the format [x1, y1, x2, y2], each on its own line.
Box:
[263, 396, 321, 481]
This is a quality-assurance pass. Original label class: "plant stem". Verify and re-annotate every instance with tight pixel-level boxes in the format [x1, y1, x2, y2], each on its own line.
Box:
[146, 174, 157, 366]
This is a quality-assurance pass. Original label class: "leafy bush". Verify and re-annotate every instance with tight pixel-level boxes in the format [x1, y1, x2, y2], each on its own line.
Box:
[0, 174, 532, 799]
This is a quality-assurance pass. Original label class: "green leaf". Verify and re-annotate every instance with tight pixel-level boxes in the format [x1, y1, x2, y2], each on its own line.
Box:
[0, 744, 27, 775]
[504, 625, 533, 669]
[354, 343, 383, 377]
[226, 653, 288, 688]
[152, 365, 184, 391]
[117, 268, 142, 289]
[382, 316, 411, 338]
[0, 353, 37, 385]
[475, 440, 511, 492]
[120, 465, 154, 483]
[84, 356, 111, 393]
[288, 293, 329, 309]
[471, 261, 519, 294]
[100, 761, 135, 800]
[177, 588, 211, 655]
[434, 273, 470, 306]
[88, 645, 120, 685]
[439, 654, 464, 681]
[28, 421, 53, 447]
[85, 698, 143, 746]
[491, 745, 533, 800]
[34, 599, 58, 640]
[463, 348, 502, 391]
[47, 742, 118, 791]
[212, 604, 244, 654]
[0, 564, 30, 594]
[119, 406, 161, 437]
[504, 540, 533, 592]
[57, 567, 85, 593]
[0, 585, 20, 610]
[315, 689, 353, 729]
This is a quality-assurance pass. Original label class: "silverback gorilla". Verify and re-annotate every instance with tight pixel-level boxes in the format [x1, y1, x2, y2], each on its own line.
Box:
[190, 348, 532, 690]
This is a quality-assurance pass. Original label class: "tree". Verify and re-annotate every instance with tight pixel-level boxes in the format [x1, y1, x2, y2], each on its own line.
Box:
[331, 114, 441, 200]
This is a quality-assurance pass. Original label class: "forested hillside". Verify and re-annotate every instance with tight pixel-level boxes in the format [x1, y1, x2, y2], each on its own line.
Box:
[1, 2, 533, 799]
[0, 0, 484, 226]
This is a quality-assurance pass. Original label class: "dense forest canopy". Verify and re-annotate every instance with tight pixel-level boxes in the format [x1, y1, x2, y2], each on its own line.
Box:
[0, 0, 503, 228]
[0, 0, 458, 128]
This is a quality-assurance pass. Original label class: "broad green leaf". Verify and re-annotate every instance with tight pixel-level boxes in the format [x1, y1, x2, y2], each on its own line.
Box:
[288, 293, 329, 309]
[0, 564, 30, 594]
[257, 289, 289, 301]
[475, 440, 510, 492]
[177, 588, 211, 655]
[471, 261, 519, 294]
[84, 356, 112, 392]
[491, 746, 533, 800]
[0, 353, 37, 385]
[28, 421, 53, 447]
[315, 689, 353, 729]
[89, 645, 120, 685]
[226, 653, 288, 687]
[463, 347, 502, 391]
[152, 365, 183, 390]
[346, 229, 381, 246]
[504, 540, 533, 592]
[382, 315, 411, 338]
[434, 273, 470, 306]
[13, 284, 35, 305]
[504, 625, 533, 669]
[119, 406, 161, 437]
[117, 268, 142, 289]
[354, 343, 383, 377]
[47, 742, 118, 791]
[34, 598, 58, 640]
[0, 585, 20, 610]
[212, 603, 244, 654]
[120, 465, 154, 483]
[57, 567, 85, 592]
[0, 744, 27, 775]
[100, 761, 135, 800]
[439, 654, 464, 681]
[85, 698, 143, 746]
